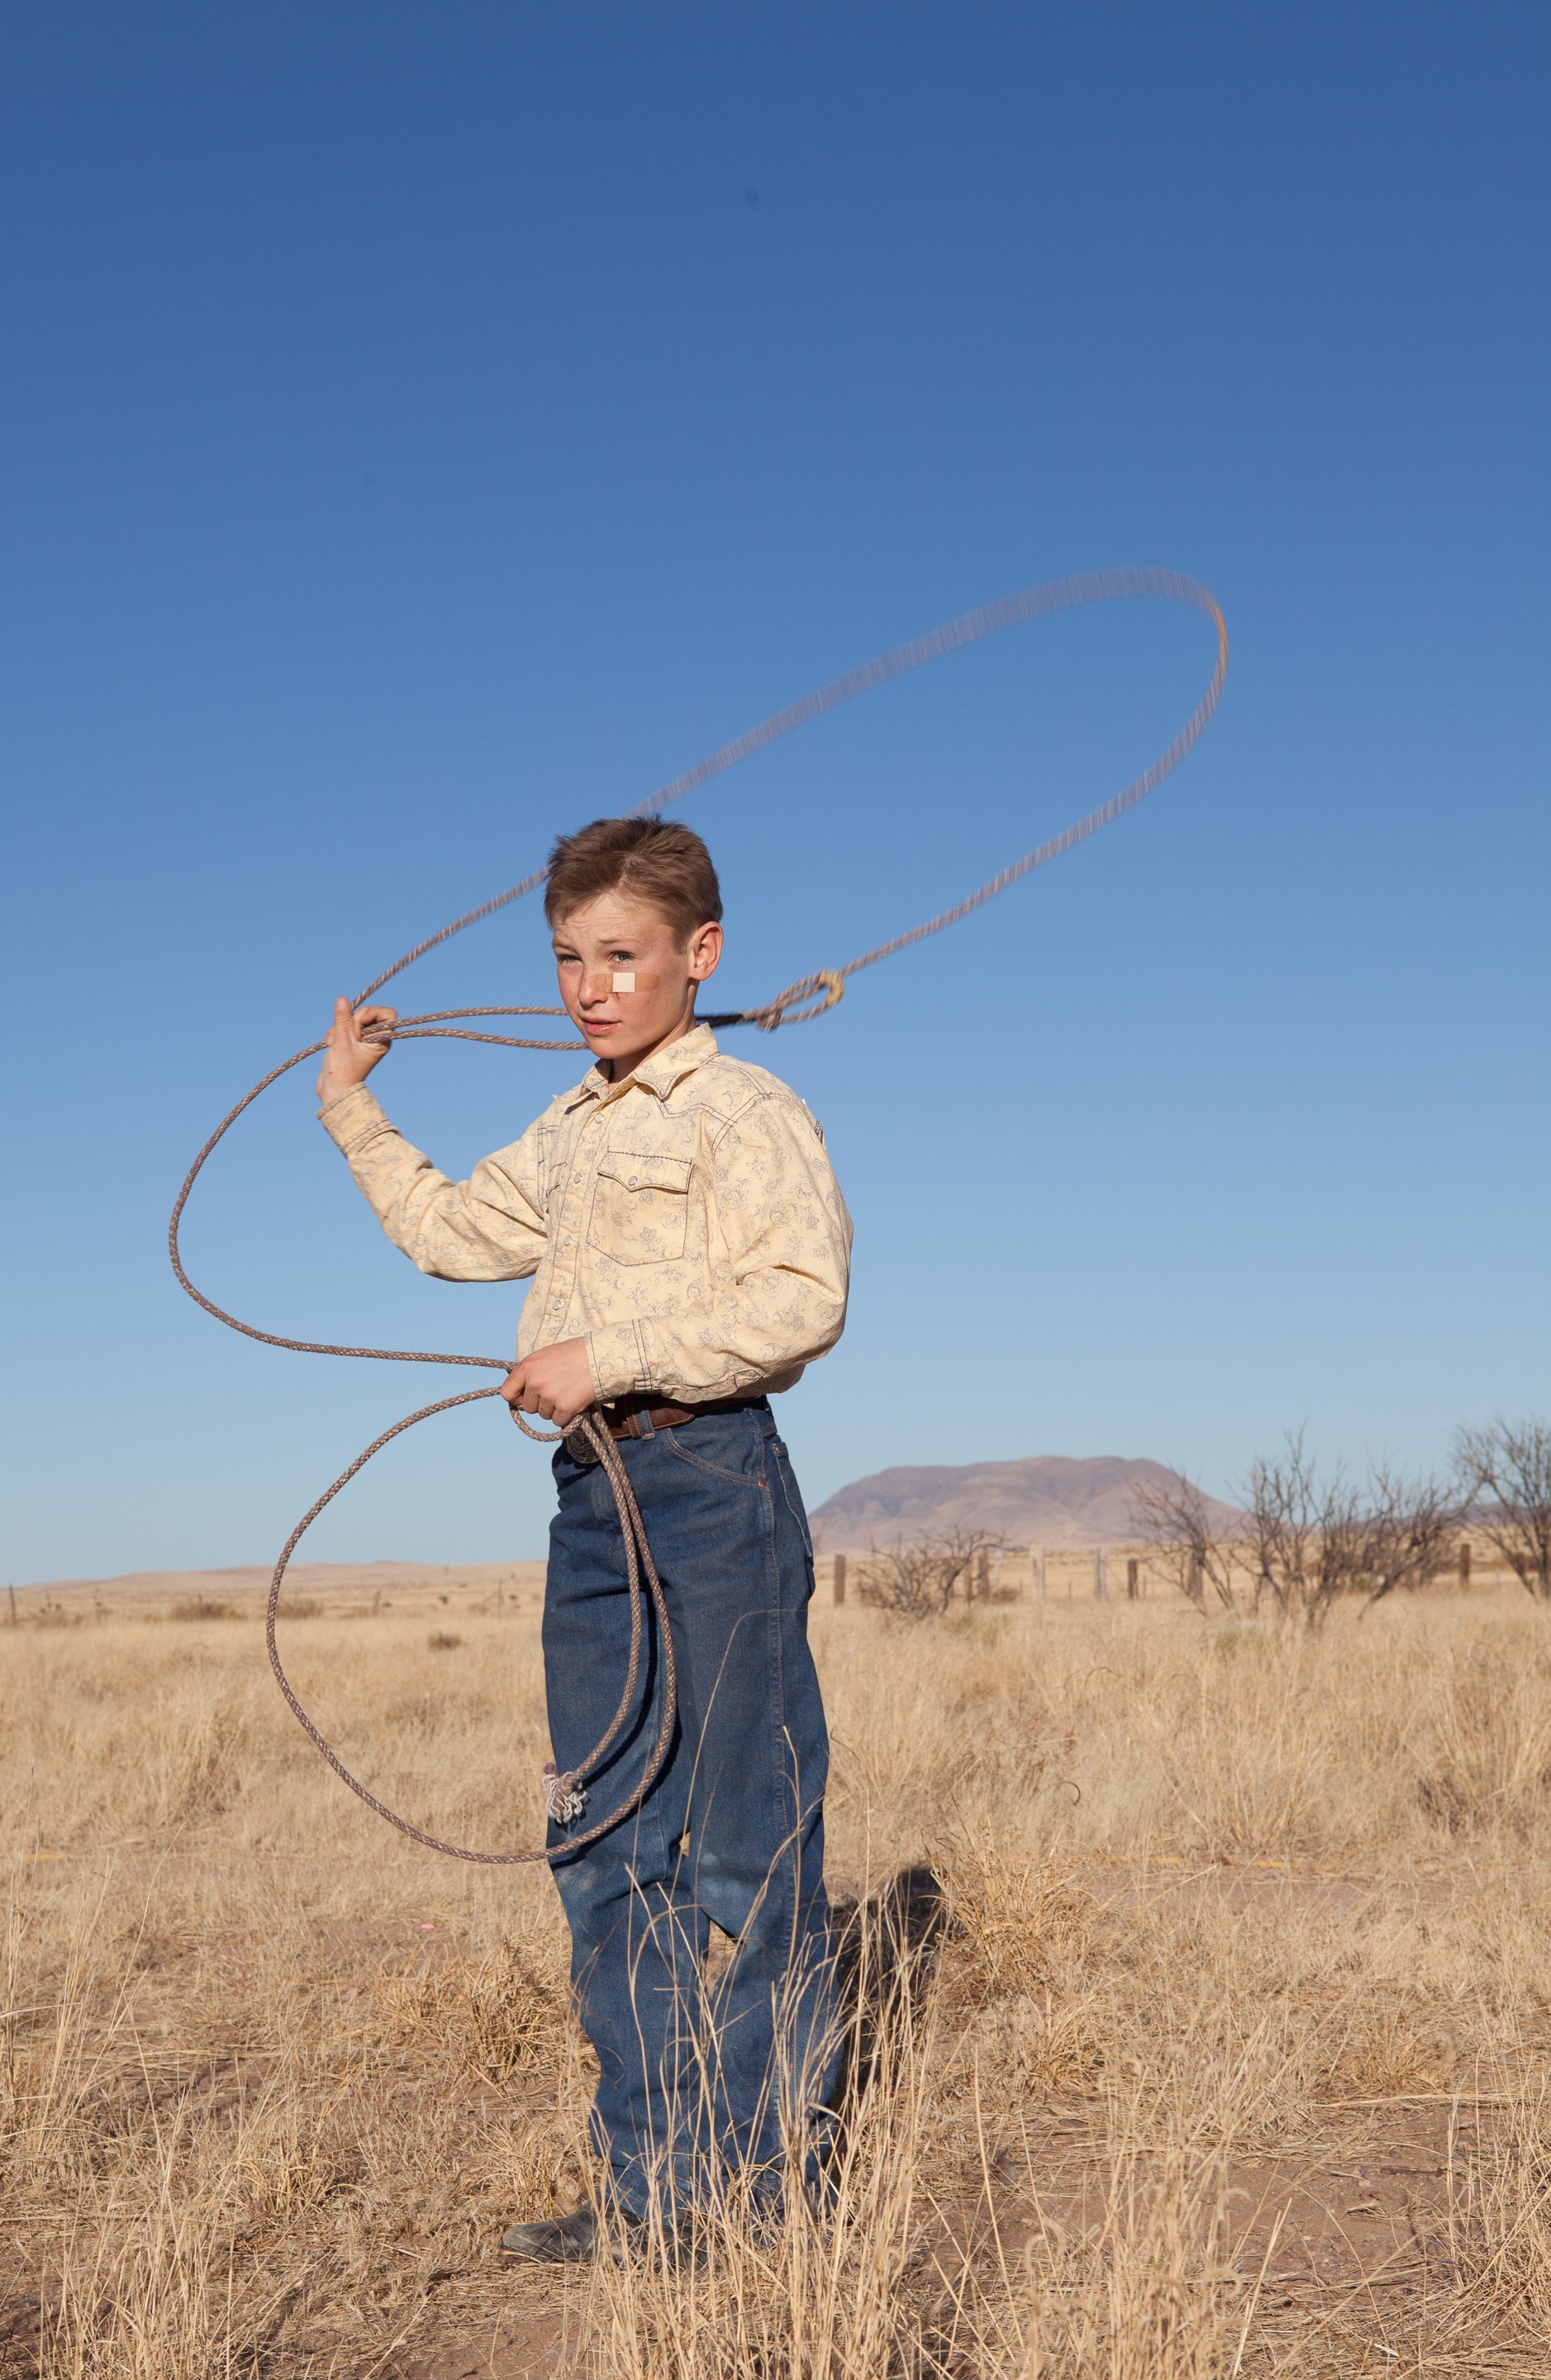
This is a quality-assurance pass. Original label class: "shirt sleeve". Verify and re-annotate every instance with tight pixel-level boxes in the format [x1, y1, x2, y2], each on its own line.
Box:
[318, 1082, 548, 1282]
[586, 1092, 852, 1402]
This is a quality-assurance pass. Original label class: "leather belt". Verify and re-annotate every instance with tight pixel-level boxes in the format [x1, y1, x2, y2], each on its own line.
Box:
[603, 1398, 702, 1440]
[561, 1392, 763, 1462]
[600, 1392, 761, 1440]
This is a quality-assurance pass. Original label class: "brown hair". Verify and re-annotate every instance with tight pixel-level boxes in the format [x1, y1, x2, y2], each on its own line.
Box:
[543, 817, 722, 944]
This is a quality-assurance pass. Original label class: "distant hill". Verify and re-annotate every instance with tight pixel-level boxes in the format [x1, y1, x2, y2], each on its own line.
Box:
[807, 1455, 1241, 1551]
[21, 1559, 545, 1607]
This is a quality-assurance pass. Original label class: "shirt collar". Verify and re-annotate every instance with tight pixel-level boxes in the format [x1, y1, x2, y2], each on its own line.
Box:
[575, 1021, 720, 1107]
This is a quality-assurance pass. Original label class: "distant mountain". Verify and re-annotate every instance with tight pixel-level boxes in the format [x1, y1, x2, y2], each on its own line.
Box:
[807, 1455, 1242, 1551]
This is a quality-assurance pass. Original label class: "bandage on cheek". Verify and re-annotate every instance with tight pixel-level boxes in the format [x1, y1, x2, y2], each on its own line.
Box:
[578, 967, 659, 1001]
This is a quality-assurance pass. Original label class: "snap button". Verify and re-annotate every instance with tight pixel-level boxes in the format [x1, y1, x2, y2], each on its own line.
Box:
[627, 1174, 638, 1187]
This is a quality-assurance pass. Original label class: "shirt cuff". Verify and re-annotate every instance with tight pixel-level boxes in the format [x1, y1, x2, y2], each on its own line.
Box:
[317, 1081, 389, 1154]
[585, 1321, 649, 1403]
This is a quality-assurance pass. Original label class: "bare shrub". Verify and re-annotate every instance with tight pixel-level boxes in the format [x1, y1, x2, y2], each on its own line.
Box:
[1125, 1469, 1244, 1614]
[856, 1526, 1007, 1621]
[1244, 1428, 1460, 1627]
[1457, 1416, 1551, 1602]
[426, 1629, 463, 1651]
[1352, 1458, 1467, 1609]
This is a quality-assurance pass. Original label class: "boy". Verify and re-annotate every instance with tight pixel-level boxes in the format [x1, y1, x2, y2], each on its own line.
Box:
[315, 816, 851, 2261]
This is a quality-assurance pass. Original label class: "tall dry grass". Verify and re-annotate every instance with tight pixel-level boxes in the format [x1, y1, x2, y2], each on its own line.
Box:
[5, 1587, 1551, 2374]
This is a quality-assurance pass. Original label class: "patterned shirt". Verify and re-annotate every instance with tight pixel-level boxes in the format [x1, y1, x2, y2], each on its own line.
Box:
[318, 1023, 852, 1404]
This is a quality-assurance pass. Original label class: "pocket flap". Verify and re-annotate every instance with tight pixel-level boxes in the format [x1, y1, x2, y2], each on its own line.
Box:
[597, 1150, 692, 1194]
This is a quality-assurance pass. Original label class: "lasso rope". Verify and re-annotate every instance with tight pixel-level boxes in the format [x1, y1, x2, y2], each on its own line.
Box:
[170, 564, 1227, 1863]
[264, 1395, 677, 1862]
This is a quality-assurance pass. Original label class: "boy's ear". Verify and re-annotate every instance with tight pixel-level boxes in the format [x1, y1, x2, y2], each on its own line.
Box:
[686, 921, 723, 982]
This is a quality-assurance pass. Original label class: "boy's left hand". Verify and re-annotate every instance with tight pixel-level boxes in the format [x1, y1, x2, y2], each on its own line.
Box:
[502, 1339, 596, 1429]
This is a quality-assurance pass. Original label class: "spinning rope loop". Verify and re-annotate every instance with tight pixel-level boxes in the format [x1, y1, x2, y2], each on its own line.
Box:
[170, 564, 1227, 1864]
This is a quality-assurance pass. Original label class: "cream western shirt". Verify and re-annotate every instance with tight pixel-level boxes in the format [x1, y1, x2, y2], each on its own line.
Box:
[318, 1023, 852, 1405]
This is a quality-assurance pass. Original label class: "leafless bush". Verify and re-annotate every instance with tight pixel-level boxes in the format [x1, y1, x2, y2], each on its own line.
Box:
[1126, 1470, 1244, 1614]
[1355, 1459, 1467, 1609]
[1244, 1429, 1461, 1627]
[1456, 1416, 1551, 1602]
[856, 1527, 1007, 1621]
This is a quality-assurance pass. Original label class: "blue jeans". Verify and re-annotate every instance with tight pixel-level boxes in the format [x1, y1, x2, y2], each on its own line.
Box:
[542, 1399, 838, 2217]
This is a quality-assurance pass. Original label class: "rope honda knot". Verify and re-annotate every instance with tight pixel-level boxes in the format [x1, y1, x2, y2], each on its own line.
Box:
[754, 969, 846, 1031]
[542, 1761, 588, 1826]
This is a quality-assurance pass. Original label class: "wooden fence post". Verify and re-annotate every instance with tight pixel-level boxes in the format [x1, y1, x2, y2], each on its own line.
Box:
[833, 1553, 847, 1606]
[1126, 1556, 1139, 1601]
[1030, 1545, 1044, 1600]
[7, 1583, 16, 1628]
[1093, 1547, 1107, 1602]
[1458, 1540, 1472, 1588]
[973, 1548, 990, 1601]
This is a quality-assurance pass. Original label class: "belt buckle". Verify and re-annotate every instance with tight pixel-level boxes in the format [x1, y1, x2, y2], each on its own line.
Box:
[563, 1418, 599, 1465]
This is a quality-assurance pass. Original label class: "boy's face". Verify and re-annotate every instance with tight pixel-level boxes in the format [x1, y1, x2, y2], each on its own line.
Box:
[550, 888, 722, 1076]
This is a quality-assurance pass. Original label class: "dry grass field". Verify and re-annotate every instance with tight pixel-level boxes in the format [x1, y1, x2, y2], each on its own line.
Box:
[5, 1566, 1551, 2378]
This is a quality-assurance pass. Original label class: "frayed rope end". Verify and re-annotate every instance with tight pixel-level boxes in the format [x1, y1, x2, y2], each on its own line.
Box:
[542, 1760, 587, 1826]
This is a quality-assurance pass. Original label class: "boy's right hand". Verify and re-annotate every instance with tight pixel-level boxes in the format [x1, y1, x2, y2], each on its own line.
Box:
[316, 998, 397, 1105]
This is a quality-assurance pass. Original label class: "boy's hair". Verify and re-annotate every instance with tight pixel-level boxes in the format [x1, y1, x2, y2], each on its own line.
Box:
[544, 817, 723, 944]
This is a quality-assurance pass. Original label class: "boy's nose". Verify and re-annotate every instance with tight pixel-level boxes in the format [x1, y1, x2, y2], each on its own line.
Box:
[578, 967, 615, 1004]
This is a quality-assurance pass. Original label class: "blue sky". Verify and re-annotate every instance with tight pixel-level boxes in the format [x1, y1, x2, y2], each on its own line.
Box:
[3, 2, 1547, 1584]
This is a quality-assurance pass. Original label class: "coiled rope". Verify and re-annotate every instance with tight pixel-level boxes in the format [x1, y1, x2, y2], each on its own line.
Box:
[170, 564, 1227, 1863]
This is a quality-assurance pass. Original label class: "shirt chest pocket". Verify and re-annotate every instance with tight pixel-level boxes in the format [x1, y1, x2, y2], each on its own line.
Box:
[588, 1150, 692, 1267]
